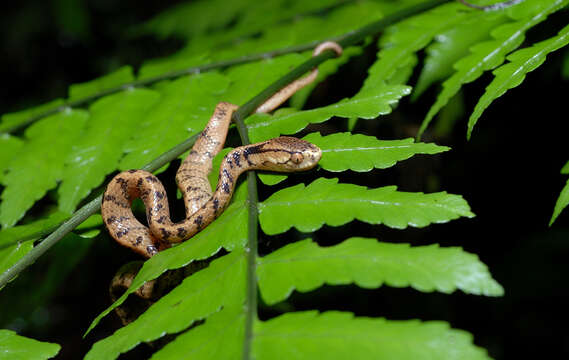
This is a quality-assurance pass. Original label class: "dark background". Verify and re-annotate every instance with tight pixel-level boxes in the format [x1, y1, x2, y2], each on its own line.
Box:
[1, 1, 568, 358]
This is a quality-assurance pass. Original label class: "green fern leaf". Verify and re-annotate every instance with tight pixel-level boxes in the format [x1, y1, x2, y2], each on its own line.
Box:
[550, 178, 569, 226]
[550, 161, 569, 226]
[138, 1, 381, 79]
[259, 177, 474, 235]
[86, 183, 248, 334]
[119, 73, 230, 170]
[413, 12, 507, 98]
[419, 0, 569, 137]
[246, 83, 411, 143]
[85, 250, 246, 360]
[68, 66, 135, 102]
[561, 160, 569, 174]
[0, 134, 24, 183]
[58, 89, 160, 213]
[468, 23, 569, 138]
[361, 2, 469, 90]
[303, 132, 449, 172]
[257, 132, 447, 185]
[0, 329, 60, 360]
[257, 237, 503, 305]
[0, 99, 64, 133]
[150, 306, 244, 360]
[0, 212, 69, 277]
[252, 311, 491, 360]
[0, 110, 88, 227]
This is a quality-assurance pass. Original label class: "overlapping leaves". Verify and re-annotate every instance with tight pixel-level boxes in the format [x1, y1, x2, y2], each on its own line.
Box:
[0, 0, 540, 358]
[418, 0, 569, 137]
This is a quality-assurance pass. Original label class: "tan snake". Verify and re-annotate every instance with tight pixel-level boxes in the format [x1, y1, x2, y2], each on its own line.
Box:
[102, 41, 342, 258]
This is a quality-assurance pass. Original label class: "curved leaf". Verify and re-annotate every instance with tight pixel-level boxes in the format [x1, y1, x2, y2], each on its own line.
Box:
[468, 23, 569, 138]
[85, 251, 246, 360]
[0, 110, 88, 227]
[257, 237, 504, 305]
[361, 2, 469, 90]
[0, 330, 60, 360]
[550, 177, 569, 226]
[253, 311, 492, 360]
[413, 12, 507, 98]
[246, 83, 411, 143]
[419, 0, 569, 137]
[259, 177, 474, 235]
[58, 89, 160, 213]
[303, 132, 449, 172]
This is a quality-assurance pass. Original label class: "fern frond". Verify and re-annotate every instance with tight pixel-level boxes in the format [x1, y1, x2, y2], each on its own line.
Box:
[550, 160, 569, 225]
[304, 132, 449, 172]
[252, 311, 491, 360]
[246, 83, 411, 143]
[361, 1, 469, 90]
[259, 177, 474, 235]
[258, 132, 447, 185]
[550, 178, 569, 226]
[258, 237, 503, 305]
[419, 0, 569, 137]
[413, 11, 508, 98]
[147, 308, 491, 360]
[0, 110, 88, 228]
[57, 89, 160, 213]
[85, 250, 246, 360]
[0, 329, 60, 360]
[468, 23, 569, 137]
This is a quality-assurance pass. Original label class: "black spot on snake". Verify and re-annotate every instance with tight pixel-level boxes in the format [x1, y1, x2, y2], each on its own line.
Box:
[232, 151, 241, 167]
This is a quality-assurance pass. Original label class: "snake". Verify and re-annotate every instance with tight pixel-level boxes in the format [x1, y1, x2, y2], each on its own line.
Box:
[101, 41, 343, 259]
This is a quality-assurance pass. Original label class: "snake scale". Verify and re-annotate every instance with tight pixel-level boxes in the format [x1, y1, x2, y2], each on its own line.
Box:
[102, 41, 342, 258]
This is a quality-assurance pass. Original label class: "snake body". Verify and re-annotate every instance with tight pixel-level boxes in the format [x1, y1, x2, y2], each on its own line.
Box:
[102, 41, 342, 258]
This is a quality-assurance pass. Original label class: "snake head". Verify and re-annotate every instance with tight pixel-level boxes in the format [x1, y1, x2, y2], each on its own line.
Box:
[256, 136, 322, 172]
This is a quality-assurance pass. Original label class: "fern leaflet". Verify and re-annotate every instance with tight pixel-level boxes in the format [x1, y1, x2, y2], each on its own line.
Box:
[0, 110, 88, 228]
[259, 177, 474, 235]
[0, 329, 60, 360]
[304, 132, 449, 172]
[468, 22, 569, 137]
[419, 0, 569, 137]
[257, 237, 503, 305]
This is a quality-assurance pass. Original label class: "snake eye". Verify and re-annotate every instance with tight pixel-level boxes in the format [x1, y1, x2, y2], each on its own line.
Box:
[291, 153, 303, 164]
